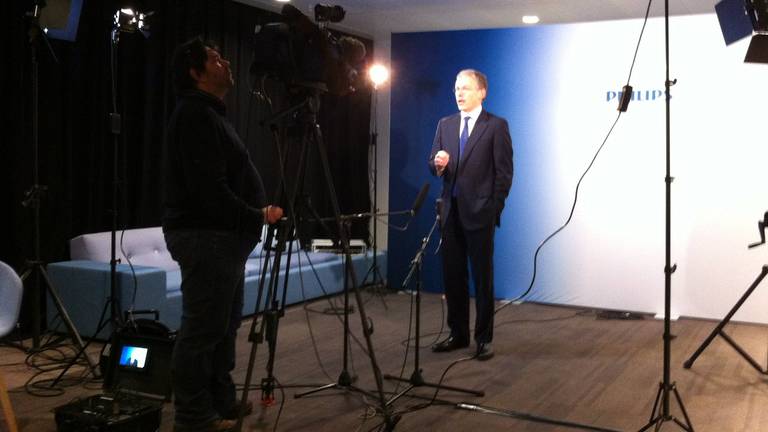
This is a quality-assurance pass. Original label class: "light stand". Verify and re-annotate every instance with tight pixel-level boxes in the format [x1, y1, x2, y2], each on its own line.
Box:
[16, 2, 98, 376]
[105, 8, 150, 333]
[384, 200, 484, 404]
[51, 8, 151, 384]
[361, 65, 390, 293]
[636, 2, 693, 430]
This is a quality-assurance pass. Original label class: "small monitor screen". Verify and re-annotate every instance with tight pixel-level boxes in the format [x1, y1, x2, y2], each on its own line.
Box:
[119, 345, 149, 369]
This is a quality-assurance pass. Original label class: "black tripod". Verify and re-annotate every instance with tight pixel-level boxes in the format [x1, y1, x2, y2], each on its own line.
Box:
[236, 88, 398, 431]
[384, 199, 484, 404]
[637, 2, 693, 430]
[16, 3, 98, 375]
[684, 213, 768, 373]
[235, 89, 321, 428]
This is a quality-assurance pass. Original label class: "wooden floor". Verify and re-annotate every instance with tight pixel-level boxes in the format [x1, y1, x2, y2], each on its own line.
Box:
[3, 290, 768, 432]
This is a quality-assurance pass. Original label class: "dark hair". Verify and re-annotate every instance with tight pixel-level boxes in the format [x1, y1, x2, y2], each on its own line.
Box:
[171, 37, 216, 93]
[457, 69, 488, 92]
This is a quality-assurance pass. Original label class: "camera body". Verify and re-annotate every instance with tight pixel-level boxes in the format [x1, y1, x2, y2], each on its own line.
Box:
[251, 3, 365, 96]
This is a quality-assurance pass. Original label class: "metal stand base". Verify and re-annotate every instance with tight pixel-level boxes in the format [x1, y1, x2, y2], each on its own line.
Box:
[384, 368, 484, 406]
[20, 261, 99, 374]
[294, 370, 377, 399]
[637, 383, 694, 432]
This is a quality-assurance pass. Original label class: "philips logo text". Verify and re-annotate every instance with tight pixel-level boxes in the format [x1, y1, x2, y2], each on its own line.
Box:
[606, 89, 667, 103]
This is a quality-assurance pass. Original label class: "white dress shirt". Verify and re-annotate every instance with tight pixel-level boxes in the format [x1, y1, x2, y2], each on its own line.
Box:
[459, 105, 483, 140]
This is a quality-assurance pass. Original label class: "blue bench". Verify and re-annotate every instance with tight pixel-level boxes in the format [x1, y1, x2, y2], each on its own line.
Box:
[45, 227, 385, 339]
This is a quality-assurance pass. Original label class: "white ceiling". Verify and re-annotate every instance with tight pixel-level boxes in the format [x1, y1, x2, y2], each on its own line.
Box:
[239, 0, 720, 37]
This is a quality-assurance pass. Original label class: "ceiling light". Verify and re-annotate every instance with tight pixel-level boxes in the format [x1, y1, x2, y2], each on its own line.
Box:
[522, 15, 540, 25]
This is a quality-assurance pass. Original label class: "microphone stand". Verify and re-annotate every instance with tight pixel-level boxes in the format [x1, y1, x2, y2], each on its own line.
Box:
[296, 193, 431, 404]
[384, 200, 484, 405]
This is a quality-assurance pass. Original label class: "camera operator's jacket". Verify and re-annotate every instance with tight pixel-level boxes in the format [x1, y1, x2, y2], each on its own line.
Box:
[163, 89, 267, 240]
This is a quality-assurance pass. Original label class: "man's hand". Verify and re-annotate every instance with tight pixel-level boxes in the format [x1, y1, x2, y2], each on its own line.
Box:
[263, 205, 284, 224]
[434, 150, 450, 176]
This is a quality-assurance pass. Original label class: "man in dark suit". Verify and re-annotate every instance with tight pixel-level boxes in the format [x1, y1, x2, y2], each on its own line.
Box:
[428, 69, 513, 361]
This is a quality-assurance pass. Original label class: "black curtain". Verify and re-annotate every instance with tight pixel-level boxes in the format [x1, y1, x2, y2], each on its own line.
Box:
[1, 0, 373, 333]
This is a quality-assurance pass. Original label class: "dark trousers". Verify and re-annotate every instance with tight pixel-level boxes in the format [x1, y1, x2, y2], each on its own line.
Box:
[164, 229, 257, 426]
[441, 200, 495, 344]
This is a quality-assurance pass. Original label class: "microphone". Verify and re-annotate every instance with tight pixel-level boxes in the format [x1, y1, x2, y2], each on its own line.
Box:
[410, 183, 430, 217]
[435, 198, 443, 222]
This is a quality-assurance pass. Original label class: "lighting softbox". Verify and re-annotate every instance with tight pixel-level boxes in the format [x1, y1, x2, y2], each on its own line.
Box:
[40, 0, 83, 42]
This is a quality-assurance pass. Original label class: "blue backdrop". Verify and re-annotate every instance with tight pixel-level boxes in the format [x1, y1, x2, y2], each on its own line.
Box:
[388, 27, 565, 298]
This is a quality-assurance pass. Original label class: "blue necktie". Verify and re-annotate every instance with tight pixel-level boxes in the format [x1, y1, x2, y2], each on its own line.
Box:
[459, 116, 470, 160]
[453, 116, 471, 198]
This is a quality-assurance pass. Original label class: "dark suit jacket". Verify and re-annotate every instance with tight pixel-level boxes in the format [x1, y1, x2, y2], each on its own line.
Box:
[428, 110, 513, 230]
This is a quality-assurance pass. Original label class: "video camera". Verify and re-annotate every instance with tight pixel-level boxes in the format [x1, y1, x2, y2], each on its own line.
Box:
[250, 3, 366, 96]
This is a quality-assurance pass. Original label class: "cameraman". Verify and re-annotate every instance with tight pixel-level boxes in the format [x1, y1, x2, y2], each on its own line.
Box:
[163, 37, 283, 432]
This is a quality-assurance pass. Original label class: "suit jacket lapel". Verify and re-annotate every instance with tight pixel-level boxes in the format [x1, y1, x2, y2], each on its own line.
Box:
[446, 113, 461, 175]
[460, 110, 489, 166]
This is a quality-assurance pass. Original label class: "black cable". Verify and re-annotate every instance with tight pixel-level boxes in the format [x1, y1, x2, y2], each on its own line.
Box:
[494, 110, 623, 313]
[119, 229, 139, 314]
[626, 0, 654, 87]
[494, 0, 654, 315]
[388, 281, 418, 397]
[296, 250, 335, 382]
[299, 249, 372, 358]
[271, 376, 286, 432]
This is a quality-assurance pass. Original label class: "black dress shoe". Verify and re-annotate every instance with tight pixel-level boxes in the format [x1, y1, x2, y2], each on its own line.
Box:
[432, 336, 469, 353]
[476, 343, 494, 361]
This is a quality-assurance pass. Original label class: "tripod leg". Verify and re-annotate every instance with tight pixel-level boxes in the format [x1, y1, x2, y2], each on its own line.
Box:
[39, 266, 99, 372]
[718, 331, 768, 373]
[684, 266, 768, 369]
[18, 266, 41, 348]
[51, 300, 112, 386]
[671, 385, 694, 431]
[637, 384, 663, 432]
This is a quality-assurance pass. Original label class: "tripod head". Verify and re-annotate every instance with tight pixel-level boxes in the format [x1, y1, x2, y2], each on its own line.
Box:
[748, 211, 768, 248]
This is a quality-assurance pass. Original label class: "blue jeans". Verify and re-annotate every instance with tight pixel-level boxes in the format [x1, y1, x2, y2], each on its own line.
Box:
[164, 229, 258, 427]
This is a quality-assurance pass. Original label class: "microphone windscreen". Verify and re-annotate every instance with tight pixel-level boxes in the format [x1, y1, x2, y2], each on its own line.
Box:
[411, 183, 430, 216]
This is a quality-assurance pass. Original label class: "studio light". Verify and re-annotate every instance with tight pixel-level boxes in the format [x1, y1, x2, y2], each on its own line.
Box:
[715, 0, 768, 63]
[368, 64, 390, 89]
[113, 8, 151, 37]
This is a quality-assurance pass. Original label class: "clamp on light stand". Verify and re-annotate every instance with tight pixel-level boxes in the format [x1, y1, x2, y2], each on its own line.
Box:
[747, 211, 768, 248]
